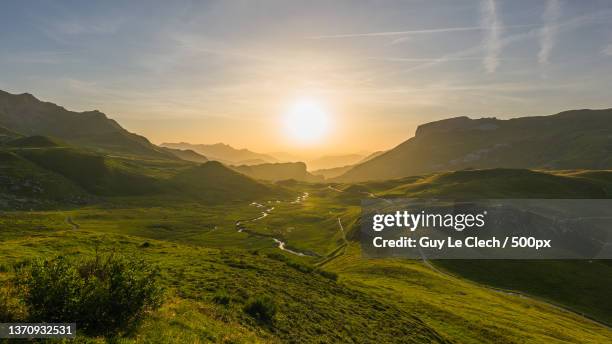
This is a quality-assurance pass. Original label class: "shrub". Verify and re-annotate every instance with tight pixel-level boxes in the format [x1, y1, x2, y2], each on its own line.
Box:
[244, 295, 277, 324]
[18, 254, 164, 335]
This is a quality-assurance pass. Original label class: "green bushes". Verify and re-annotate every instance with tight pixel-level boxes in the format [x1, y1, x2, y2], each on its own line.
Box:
[244, 295, 277, 324]
[17, 254, 164, 335]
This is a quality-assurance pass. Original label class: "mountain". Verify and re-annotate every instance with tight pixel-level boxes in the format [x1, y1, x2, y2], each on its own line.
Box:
[306, 153, 366, 171]
[267, 151, 301, 162]
[161, 142, 278, 165]
[311, 165, 354, 179]
[232, 162, 323, 182]
[311, 151, 387, 179]
[0, 125, 22, 143]
[161, 147, 208, 163]
[357, 150, 385, 163]
[336, 109, 612, 182]
[0, 90, 174, 159]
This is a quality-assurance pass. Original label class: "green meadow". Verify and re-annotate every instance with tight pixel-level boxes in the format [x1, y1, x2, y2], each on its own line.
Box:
[2, 167, 612, 343]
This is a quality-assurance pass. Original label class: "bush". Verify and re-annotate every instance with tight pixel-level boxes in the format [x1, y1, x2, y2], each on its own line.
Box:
[18, 254, 164, 335]
[244, 295, 277, 324]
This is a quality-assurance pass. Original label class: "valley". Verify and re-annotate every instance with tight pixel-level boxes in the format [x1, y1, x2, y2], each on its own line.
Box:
[1, 90, 611, 342]
[2, 168, 612, 342]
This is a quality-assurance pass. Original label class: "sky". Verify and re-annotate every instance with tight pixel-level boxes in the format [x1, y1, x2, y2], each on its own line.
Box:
[1, 0, 612, 156]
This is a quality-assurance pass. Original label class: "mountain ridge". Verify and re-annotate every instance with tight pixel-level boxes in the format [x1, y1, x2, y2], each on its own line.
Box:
[161, 142, 278, 165]
[336, 108, 612, 182]
[0, 90, 175, 159]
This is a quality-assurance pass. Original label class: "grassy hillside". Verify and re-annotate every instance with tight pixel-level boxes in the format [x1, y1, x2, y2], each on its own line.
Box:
[0, 151, 90, 209]
[16, 147, 162, 196]
[370, 168, 610, 198]
[345, 168, 612, 325]
[0, 220, 446, 343]
[0, 142, 283, 207]
[337, 109, 612, 182]
[171, 161, 287, 202]
[1, 176, 611, 342]
[6, 135, 61, 148]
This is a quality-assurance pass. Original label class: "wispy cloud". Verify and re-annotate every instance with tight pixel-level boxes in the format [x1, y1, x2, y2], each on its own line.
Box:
[603, 44, 612, 56]
[481, 0, 503, 73]
[538, 0, 562, 64]
[308, 24, 536, 46]
[308, 26, 485, 39]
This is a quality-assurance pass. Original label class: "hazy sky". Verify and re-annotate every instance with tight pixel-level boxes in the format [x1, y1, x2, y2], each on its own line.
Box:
[2, 0, 612, 155]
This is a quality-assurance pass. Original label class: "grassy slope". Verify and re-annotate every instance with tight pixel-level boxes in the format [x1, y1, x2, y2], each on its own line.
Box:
[0, 223, 445, 343]
[1, 167, 612, 342]
[355, 168, 612, 325]
[0, 143, 285, 207]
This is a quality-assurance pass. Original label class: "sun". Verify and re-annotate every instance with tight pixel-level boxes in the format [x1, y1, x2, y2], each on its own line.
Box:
[283, 98, 330, 145]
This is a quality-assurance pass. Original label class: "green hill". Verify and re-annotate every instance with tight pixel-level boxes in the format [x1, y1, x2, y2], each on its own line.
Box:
[16, 147, 162, 196]
[337, 109, 612, 182]
[171, 161, 285, 202]
[6, 135, 61, 148]
[0, 151, 90, 209]
[371, 168, 609, 198]
[0, 90, 175, 159]
[348, 168, 612, 324]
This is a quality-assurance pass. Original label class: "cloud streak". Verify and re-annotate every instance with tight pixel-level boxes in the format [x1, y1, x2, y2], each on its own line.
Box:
[308, 26, 485, 39]
[538, 0, 562, 64]
[481, 0, 502, 73]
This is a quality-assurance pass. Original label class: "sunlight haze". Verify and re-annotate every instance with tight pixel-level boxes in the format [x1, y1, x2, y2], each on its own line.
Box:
[2, 0, 612, 157]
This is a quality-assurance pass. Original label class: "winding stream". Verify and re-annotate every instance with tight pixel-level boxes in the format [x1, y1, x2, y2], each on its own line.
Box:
[236, 192, 317, 257]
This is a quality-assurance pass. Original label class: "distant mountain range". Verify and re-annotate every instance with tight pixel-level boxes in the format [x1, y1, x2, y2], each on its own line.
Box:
[161, 142, 278, 165]
[306, 154, 366, 171]
[336, 109, 612, 182]
[2, 89, 611, 186]
[232, 162, 323, 183]
[0, 90, 174, 159]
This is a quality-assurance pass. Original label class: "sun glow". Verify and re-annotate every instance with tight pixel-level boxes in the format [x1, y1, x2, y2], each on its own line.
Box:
[283, 98, 331, 145]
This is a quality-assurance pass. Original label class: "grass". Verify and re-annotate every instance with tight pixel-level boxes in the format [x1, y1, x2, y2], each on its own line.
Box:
[1, 161, 612, 342]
